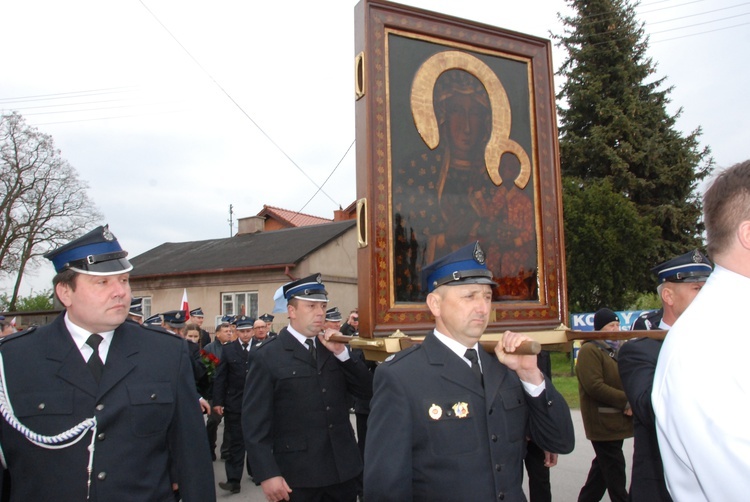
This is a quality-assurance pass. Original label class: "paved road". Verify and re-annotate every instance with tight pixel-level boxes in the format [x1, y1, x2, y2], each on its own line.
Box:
[210, 409, 633, 501]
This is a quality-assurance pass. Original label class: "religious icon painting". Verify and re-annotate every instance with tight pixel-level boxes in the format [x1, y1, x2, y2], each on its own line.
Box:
[354, 0, 567, 339]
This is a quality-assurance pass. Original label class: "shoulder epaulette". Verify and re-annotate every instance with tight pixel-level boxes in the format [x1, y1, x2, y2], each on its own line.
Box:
[255, 337, 278, 350]
[0, 325, 37, 346]
[140, 323, 182, 339]
[381, 344, 421, 366]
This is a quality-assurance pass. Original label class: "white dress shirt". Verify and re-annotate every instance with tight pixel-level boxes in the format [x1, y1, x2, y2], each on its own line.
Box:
[652, 265, 750, 501]
[65, 313, 114, 363]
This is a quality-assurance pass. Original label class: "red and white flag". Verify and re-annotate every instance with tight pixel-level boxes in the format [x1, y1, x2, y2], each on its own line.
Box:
[181, 289, 190, 321]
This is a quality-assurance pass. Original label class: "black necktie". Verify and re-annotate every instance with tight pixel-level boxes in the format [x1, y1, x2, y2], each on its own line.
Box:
[305, 339, 316, 363]
[86, 334, 104, 383]
[242, 342, 249, 351]
[464, 348, 483, 387]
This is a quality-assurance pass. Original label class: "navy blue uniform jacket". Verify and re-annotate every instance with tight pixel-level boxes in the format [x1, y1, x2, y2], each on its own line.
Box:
[212, 339, 250, 413]
[364, 332, 575, 502]
[242, 328, 373, 488]
[618, 337, 672, 501]
[0, 314, 215, 501]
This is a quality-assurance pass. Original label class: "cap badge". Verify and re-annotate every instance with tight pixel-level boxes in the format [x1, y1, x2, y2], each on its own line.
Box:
[473, 242, 486, 265]
[692, 250, 702, 263]
[452, 402, 470, 418]
[102, 226, 114, 242]
[428, 404, 443, 420]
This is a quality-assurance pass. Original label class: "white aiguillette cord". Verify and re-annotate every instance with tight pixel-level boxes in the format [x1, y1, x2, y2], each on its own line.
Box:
[0, 352, 98, 500]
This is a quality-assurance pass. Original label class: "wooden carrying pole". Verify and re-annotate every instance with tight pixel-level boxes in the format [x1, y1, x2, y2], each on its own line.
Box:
[328, 333, 541, 356]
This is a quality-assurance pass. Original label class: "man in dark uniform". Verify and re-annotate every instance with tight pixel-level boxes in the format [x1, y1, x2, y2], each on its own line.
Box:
[259, 313, 277, 338]
[189, 307, 212, 347]
[364, 241, 575, 502]
[128, 297, 144, 324]
[161, 310, 210, 415]
[242, 273, 373, 502]
[0, 225, 215, 501]
[143, 313, 162, 326]
[203, 322, 233, 461]
[251, 318, 270, 349]
[619, 249, 712, 501]
[214, 316, 255, 494]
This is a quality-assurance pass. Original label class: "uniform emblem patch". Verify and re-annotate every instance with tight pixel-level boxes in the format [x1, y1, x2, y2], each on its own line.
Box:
[428, 404, 443, 420]
[452, 402, 470, 418]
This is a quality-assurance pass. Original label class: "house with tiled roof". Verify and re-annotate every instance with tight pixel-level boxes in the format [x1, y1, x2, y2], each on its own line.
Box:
[129, 205, 358, 334]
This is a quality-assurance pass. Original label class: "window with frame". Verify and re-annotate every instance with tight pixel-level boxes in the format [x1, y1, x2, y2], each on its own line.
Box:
[221, 292, 258, 319]
[142, 297, 152, 319]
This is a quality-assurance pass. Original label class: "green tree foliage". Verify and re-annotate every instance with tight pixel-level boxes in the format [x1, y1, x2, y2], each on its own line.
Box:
[555, 0, 713, 310]
[627, 291, 661, 311]
[563, 177, 659, 311]
[0, 289, 53, 312]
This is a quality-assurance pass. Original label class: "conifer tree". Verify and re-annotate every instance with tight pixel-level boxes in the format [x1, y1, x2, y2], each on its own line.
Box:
[555, 0, 713, 309]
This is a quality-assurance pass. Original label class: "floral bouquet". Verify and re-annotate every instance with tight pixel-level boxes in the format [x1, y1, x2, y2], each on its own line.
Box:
[200, 350, 220, 380]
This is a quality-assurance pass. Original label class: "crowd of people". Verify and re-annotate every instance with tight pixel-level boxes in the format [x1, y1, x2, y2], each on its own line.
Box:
[0, 159, 748, 501]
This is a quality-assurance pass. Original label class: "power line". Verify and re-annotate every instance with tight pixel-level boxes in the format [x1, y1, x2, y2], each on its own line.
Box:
[653, 19, 750, 41]
[137, 0, 340, 208]
[0, 87, 137, 105]
[30, 108, 186, 126]
[294, 139, 356, 220]
[647, 2, 750, 25]
[651, 10, 750, 33]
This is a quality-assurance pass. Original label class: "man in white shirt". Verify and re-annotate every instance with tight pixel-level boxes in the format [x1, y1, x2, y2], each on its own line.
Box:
[652, 159, 750, 501]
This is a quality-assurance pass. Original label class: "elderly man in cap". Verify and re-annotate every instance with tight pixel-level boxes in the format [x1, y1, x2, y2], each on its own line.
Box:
[652, 160, 750, 500]
[242, 273, 373, 502]
[251, 318, 270, 349]
[0, 225, 214, 501]
[364, 242, 574, 502]
[618, 249, 711, 501]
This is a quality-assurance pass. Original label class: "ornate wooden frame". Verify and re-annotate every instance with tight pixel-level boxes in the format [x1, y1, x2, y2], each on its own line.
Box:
[354, 0, 567, 338]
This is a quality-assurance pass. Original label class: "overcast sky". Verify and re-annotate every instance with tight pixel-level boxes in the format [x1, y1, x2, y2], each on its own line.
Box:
[1, 0, 748, 296]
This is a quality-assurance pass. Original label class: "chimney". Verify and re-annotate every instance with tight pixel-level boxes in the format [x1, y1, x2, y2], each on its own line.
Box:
[237, 216, 265, 235]
[333, 209, 354, 221]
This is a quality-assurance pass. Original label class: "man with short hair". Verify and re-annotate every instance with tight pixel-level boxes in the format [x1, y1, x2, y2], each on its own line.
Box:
[340, 309, 359, 336]
[214, 316, 255, 494]
[222, 315, 238, 341]
[251, 318, 269, 349]
[0, 225, 214, 501]
[203, 322, 233, 461]
[242, 273, 373, 502]
[653, 159, 750, 500]
[619, 250, 712, 501]
[364, 242, 574, 501]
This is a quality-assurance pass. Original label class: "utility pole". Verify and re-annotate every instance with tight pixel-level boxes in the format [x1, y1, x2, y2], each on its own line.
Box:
[228, 204, 234, 237]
